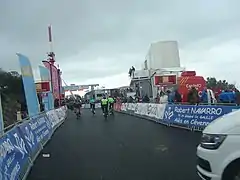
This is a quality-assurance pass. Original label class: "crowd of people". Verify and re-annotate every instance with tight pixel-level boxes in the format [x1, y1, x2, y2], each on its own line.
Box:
[34, 85, 240, 119]
[116, 86, 240, 106]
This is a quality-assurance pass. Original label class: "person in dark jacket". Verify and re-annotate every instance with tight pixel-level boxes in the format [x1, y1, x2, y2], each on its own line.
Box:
[235, 89, 240, 105]
[174, 89, 182, 103]
[143, 94, 150, 103]
[200, 87, 208, 104]
[187, 87, 199, 105]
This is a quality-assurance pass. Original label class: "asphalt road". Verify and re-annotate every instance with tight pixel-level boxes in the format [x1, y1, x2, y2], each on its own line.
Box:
[27, 109, 202, 180]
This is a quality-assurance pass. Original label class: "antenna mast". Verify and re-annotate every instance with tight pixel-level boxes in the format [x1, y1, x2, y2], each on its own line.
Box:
[47, 25, 55, 64]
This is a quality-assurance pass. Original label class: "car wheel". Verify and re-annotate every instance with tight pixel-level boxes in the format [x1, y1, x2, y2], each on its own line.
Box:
[223, 161, 240, 180]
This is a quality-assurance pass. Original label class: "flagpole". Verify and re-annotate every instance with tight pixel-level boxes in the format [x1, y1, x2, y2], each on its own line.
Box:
[48, 25, 54, 57]
[0, 93, 4, 136]
[47, 25, 61, 106]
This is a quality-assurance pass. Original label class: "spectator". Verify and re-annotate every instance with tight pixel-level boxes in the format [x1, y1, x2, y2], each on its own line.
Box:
[159, 90, 165, 97]
[54, 98, 60, 108]
[40, 102, 44, 112]
[128, 96, 134, 103]
[235, 89, 240, 105]
[218, 90, 235, 104]
[143, 94, 150, 103]
[200, 87, 216, 104]
[187, 87, 199, 105]
[174, 89, 182, 103]
[20, 100, 28, 119]
[160, 91, 168, 104]
[200, 87, 208, 104]
[166, 90, 174, 103]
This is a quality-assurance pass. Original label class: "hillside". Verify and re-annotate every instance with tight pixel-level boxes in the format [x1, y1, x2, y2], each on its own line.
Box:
[0, 69, 26, 127]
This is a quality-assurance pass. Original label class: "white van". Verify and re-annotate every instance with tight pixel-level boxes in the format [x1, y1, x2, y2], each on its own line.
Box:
[196, 109, 240, 180]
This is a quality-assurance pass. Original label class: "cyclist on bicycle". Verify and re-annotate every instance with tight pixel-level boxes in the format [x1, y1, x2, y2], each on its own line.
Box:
[74, 99, 82, 116]
[101, 95, 108, 116]
[108, 95, 115, 113]
[89, 95, 96, 114]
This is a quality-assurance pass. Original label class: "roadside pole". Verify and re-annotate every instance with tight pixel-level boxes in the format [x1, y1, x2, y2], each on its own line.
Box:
[0, 93, 4, 136]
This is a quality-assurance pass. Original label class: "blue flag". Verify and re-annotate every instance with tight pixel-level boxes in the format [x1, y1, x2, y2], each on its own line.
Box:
[39, 65, 50, 81]
[17, 53, 39, 117]
[47, 92, 54, 109]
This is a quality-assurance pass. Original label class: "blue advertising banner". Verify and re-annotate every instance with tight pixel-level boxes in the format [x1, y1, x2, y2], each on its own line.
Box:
[46, 110, 60, 130]
[163, 104, 240, 128]
[17, 121, 41, 160]
[29, 114, 53, 145]
[0, 127, 30, 180]
[0, 108, 66, 180]
[17, 53, 39, 117]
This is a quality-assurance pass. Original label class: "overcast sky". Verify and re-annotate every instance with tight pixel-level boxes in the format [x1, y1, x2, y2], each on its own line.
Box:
[1, 0, 240, 88]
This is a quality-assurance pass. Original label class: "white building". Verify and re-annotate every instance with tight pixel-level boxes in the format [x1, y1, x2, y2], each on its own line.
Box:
[144, 40, 181, 70]
[130, 40, 185, 98]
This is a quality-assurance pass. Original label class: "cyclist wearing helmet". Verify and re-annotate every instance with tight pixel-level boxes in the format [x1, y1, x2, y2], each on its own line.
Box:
[108, 95, 115, 113]
[101, 95, 108, 115]
[74, 99, 82, 116]
[89, 95, 96, 114]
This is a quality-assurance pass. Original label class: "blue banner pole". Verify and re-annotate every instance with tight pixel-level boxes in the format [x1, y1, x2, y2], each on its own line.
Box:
[17, 53, 40, 117]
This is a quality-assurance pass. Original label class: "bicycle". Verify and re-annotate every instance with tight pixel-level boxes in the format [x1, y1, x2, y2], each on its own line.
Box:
[102, 105, 108, 119]
[75, 107, 81, 119]
[109, 106, 114, 115]
[90, 104, 95, 115]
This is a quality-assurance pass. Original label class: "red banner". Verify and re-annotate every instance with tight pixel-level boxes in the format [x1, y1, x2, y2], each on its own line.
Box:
[154, 75, 177, 86]
[42, 61, 60, 99]
[35, 82, 50, 93]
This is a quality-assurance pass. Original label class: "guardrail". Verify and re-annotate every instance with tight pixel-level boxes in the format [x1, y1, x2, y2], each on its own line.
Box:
[114, 103, 240, 131]
[0, 105, 67, 180]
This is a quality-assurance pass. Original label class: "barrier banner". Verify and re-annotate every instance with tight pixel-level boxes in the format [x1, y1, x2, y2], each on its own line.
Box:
[134, 103, 147, 115]
[61, 105, 67, 112]
[121, 103, 127, 111]
[55, 108, 65, 122]
[118, 103, 167, 121]
[164, 104, 240, 128]
[17, 121, 41, 161]
[132, 103, 166, 121]
[83, 104, 90, 109]
[46, 109, 60, 129]
[60, 106, 67, 118]
[0, 107, 67, 180]
[82, 103, 101, 109]
[113, 102, 240, 130]
[114, 103, 122, 112]
[0, 127, 30, 180]
[29, 114, 52, 146]
[96, 103, 101, 109]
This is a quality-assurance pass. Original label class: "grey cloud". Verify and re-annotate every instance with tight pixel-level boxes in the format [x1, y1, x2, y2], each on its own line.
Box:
[1, 0, 240, 82]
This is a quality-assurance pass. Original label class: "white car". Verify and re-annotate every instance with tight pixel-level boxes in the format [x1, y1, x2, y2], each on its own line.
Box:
[197, 109, 240, 180]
